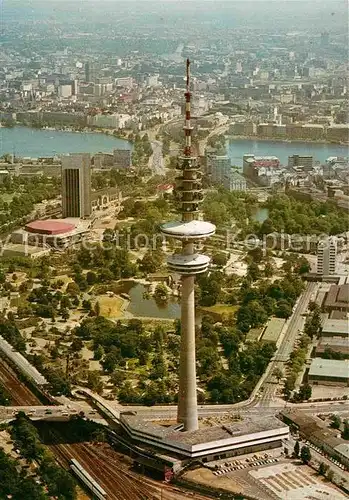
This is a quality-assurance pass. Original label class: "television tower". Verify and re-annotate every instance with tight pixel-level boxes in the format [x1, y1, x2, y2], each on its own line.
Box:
[161, 59, 216, 431]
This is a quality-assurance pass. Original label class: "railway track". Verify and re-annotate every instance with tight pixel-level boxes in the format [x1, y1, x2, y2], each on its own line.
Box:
[0, 358, 41, 406]
[49, 440, 154, 500]
[0, 359, 210, 499]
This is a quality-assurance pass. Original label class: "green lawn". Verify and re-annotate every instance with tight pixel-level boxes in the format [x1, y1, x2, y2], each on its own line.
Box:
[199, 304, 238, 319]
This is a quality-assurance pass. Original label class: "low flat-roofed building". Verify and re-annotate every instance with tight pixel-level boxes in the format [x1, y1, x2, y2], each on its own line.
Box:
[120, 413, 289, 461]
[246, 328, 263, 343]
[281, 410, 349, 468]
[1, 243, 51, 259]
[261, 317, 285, 344]
[324, 284, 349, 313]
[308, 358, 349, 386]
[330, 310, 349, 320]
[315, 337, 349, 357]
[321, 317, 349, 337]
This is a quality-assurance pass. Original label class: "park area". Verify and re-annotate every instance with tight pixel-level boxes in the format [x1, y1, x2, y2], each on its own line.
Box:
[96, 295, 125, 319]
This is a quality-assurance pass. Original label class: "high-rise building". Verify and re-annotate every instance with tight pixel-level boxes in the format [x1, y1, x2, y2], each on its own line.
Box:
[288, 154, 314, 170]
[207, 154, 235, 190]
[58, 84, 72, 98]
[320, 32, 330, 47]
[317, 237, 337, 276]
[85, 62, 100, 83]
[61, 154, 91, 218]
[161, 60, 216, 432]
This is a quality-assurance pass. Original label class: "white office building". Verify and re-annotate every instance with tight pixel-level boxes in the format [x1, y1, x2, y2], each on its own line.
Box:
[58, 84, 72, 98]
[317, 237, 337, 276]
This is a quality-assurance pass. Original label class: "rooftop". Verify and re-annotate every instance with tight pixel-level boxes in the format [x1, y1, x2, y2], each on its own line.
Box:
[322, 318, 349, 336]
[121, 413, 287, 447]
[26, 219, 76, 235]
[261, 317, 285, 343]
[167, 416, 285, 445]
[317, 336, 349, 352]
[308, 358, 349, 379]
[325, 284, 349, 309]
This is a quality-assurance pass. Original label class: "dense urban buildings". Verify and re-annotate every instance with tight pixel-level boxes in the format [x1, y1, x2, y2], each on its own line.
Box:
[0, 1, 348, 498]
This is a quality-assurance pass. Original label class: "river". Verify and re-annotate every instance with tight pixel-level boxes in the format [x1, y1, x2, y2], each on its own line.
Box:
[228, 138, 348, 167]
[0, 126, 131, 157]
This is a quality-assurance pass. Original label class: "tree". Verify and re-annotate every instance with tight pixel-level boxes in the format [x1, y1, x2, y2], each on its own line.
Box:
[294, 440, 300, 458]
[318, 462, 329, 476]
[86, 271, 97, 285]
[276, 299, 293, 319]
[153, 283, 168, 303]
[0, 384, 10, 406]
[330, 414, 341, 430]
[300, 445, 311, 464]
[342, 419, 349, 440]
[87, 371, 104, 394]
[82, 299, 92, 311]
[94, 301, 101, 317]
[139, 251, 158, 274]
[61, 308, 70, 322]
[212, 252, 228, 267]
[39, 455, 76, 500]
[326, 468, 334, 482]
[94, 345, 104, 360]
[298, 383, 312, 401]
[272, 367, 284, 383]
[198, 271, 223, 306]
[70, 337, 83, 353]
[66, 282, 80, 295]
[247, 262, 260, 281]
[264, 261, 274, 277]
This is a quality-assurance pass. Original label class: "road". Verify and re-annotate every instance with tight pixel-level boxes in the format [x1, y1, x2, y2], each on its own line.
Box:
[258, 281, 318, 407]
[150, 139, 166, 176]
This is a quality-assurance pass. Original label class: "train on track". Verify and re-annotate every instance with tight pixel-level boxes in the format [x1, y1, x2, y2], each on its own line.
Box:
[70, 458, 107, 499]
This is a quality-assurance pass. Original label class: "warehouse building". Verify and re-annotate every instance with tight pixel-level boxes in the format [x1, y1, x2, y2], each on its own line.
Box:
[260, 318, 285, 345]
[315, 337, 349, 358]
[321, 317, 349, 337]
[281, 410, 349, 469]
[307, 358, 349, 386]
[324, 284, 349, 313]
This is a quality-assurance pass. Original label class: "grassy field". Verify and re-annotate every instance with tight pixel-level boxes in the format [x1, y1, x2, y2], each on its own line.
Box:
[199, 304, 238, 320]
[96, 295, 124, 318]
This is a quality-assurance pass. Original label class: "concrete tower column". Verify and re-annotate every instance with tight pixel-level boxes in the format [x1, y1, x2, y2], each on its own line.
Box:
[177, 274, 197, 430]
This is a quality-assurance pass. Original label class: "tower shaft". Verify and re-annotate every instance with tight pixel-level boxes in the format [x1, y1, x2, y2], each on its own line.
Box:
[178, 274, 198, 429]
[177, 59, 198, 430]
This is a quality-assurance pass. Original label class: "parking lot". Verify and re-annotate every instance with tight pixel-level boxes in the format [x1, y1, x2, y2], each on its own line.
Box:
[184, 452, 347, 500]
[213, 452, 280, 476]
[250, 463, 347, 500]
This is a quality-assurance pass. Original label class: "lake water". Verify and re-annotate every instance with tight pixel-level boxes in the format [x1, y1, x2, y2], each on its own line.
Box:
[1, 126, 347, 165]
[0, 126, 131, 157]
[252, 207, 269, 223]
[118, 281, 181, 320]
[228, 138, 348, 167]
[117, 280, 208, 323]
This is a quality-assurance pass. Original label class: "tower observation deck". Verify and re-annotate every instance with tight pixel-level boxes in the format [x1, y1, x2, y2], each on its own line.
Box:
[160, 59, 216, 432]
